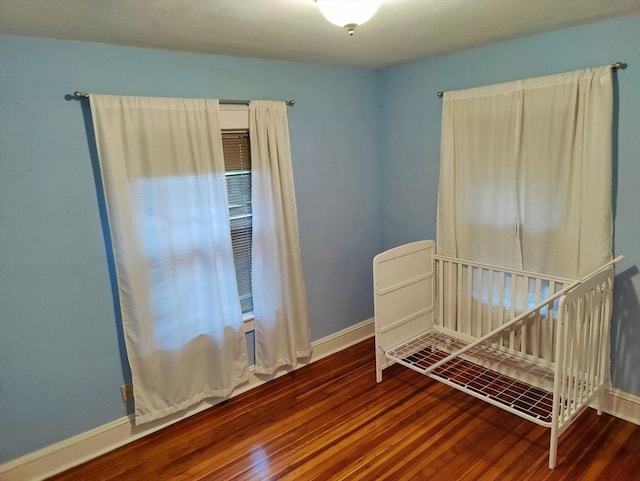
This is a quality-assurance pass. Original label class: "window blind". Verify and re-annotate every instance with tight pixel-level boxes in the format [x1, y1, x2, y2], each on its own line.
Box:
[223, 131, 253, 314]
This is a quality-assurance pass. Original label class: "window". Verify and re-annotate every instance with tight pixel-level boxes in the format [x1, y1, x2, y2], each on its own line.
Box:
[223, 131, 253, 314]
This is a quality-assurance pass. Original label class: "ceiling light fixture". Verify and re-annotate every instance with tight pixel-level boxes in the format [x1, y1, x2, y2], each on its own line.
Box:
[316, 0, 381, 36]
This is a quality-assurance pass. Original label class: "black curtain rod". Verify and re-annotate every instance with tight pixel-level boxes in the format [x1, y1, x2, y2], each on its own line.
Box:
[72, 91, 295, 106]
[436, 61, 627, 98]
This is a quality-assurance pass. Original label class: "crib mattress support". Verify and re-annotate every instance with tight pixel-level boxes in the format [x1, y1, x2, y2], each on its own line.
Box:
[386, 328, 557, 426]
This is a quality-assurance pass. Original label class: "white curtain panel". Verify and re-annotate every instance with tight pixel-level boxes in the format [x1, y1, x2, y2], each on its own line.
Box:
[249, 101, 312, 375]
[89, 95, 248, 424]
[437, 66, 613, 278]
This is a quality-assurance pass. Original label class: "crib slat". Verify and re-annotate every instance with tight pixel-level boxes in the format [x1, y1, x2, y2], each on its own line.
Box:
[466, 265, 473, 335]
[476, 268, 484, 337]
[487, 269, 495, 335]
[570, 299, 584, 414]
[497, 271, 505, 325]
[588, 291, 599, 398]
[597, 278, 613, 384]
[565, 302, 576, 419]
[447, 261, 455, 330]
[588, 290, 604, 389]
[544, 282, 556, 361]
[438, 258, 444, 329]
[587, 291, 598, 390]
[497, 271, 506, 348]
[581, 295, 591, 402]
[559, 303, 573, 423]
[532, 278, 542, 358]
[564, 304, 573, 422]
[509, 273, 517, 350]
[457, 262, 463, 333]
[520, 276, 529, 357]
[576, 295, 588, 404]
[585, 289, 602, 394]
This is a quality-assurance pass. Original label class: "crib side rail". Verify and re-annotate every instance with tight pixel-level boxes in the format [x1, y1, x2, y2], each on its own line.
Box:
[422, 257, 622, 380]
[434, 255, 572, 363]
[552, 267, 615, 430]
[417, 283, 573, 380]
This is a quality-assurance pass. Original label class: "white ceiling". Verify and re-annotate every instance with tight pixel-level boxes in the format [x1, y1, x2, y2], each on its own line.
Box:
[1, 0, 639, 68]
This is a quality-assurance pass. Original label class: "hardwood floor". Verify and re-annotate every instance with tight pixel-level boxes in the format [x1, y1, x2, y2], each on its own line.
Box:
[48, 338, 640, 480]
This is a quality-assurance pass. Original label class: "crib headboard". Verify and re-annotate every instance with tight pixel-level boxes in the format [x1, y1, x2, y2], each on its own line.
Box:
[374, 240, 436, 382]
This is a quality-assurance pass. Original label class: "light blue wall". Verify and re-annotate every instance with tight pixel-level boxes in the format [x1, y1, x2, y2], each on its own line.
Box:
[0, 36, 382, 462]
[379, 14, 640, 396]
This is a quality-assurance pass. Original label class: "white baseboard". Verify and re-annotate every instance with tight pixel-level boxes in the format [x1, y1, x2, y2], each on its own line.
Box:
[600, 387, 640, 425]
[0, 318, 375, 481]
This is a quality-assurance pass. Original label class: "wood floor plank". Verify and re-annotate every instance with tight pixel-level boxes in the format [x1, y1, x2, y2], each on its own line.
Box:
[47, 338, 640, 481]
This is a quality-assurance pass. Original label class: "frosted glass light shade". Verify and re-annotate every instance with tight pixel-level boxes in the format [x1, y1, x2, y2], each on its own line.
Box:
[316, 0, 381, 34]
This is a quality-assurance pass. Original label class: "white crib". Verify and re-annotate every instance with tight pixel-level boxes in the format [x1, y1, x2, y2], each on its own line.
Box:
[374, 240, 619, 469]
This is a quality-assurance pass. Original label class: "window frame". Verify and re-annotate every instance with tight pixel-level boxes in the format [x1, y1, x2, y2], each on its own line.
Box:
[220, 106, 255, 332]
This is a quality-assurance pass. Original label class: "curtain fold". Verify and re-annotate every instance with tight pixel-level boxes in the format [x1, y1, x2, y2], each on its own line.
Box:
[89, 95, 248, 424]
[437, 66, 613, 278]
[249, 101, 312, 375]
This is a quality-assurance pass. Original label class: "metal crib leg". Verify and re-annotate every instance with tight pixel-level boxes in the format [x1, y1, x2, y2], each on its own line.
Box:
[597, 387, 605, 416]
[549, 427, 558, 469]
